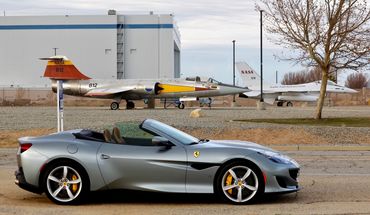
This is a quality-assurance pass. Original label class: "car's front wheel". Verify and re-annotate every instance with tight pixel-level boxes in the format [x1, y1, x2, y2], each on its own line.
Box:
[215, 161, 264, 204]
[43, 161, 89, 205]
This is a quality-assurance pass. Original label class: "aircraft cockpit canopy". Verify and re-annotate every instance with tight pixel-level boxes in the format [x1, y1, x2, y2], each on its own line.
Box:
[185, 76, 202, 82]
[207, 78, 223, 84]
[185, 77, 224, 85]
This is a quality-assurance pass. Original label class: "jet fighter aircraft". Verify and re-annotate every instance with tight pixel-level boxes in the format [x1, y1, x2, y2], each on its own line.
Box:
[236, 61, 357, 107]
[41, 56, 249, 110]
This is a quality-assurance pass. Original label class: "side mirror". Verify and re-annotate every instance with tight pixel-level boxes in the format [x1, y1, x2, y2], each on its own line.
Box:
[152, 136, 173, 147]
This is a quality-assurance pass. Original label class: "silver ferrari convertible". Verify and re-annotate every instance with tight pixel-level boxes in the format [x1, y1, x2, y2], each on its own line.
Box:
[15, 119, 300, 204]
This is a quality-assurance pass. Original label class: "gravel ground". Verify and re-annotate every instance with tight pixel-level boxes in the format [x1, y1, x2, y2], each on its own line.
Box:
[1, 106, 370, 145]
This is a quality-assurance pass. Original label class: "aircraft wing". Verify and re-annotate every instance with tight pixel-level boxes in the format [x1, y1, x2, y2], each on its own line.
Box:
[241, 91, 278, 104]
[84, 86, 135, 97]
[243, 91, 261, 97]
[264, 97, 276, 105]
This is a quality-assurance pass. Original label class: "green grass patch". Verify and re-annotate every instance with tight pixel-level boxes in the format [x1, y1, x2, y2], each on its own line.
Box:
[108, 122, 154, 138]
[235, 117, 370, 127]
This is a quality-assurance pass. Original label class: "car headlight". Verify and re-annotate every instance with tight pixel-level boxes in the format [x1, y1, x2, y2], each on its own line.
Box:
[255, 150, 299, 166]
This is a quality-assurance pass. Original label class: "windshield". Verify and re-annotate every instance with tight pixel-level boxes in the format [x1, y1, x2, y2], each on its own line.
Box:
[114, 122, 155, 139]
[146, 120, 199, 145]
[207, 78, 222, 84]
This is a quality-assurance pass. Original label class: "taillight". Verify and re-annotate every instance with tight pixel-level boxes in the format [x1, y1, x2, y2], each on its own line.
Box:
[20, 143, 32, 153]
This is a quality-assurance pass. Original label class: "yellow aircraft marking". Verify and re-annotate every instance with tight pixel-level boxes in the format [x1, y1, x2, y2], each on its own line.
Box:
[158, 84, 195, 93]
[47, 60, 74, 66]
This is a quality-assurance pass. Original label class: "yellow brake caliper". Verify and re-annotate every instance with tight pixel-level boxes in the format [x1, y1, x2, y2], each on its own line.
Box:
[225, 174, 233, 194]
[71, 175, 78, 192]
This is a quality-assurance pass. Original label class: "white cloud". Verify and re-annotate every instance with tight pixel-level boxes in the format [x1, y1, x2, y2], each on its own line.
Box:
[2, 0, 277, 48]
[1, 0, 300, 81]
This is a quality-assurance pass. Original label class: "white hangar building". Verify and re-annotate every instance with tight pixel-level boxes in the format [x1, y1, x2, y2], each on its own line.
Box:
[0, 11, 181, 87]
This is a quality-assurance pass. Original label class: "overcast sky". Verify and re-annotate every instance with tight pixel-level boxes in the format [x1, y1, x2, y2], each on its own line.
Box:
[1, 0, 354, 85]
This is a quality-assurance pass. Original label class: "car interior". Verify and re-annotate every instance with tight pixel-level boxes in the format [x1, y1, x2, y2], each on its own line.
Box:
[73, 127, 156, 146]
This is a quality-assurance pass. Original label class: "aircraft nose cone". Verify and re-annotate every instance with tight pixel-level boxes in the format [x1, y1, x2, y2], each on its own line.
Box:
[349, 88, 358, 93]
[219, 85, 250, 95]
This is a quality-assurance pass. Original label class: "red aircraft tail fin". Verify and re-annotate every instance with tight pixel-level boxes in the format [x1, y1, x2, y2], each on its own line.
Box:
[40, 56, 91, 80]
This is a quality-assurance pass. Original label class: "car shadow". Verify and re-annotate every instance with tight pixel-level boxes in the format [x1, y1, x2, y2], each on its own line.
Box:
[87, 190, 219, 204]
[86, 190, 299, 205]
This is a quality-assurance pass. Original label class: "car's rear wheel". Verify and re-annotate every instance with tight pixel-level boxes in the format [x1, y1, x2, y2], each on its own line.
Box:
[43, 161, 89, 205]
[215, 161, 264, 204]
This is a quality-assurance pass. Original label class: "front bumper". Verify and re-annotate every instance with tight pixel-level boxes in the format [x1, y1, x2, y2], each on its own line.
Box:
[265, 167, 300, 193]
[15, 168, 42, 194]
[275, 168, 300, 189]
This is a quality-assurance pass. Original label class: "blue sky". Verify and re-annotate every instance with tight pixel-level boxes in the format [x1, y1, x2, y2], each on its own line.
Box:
[2, 0, 354, 85]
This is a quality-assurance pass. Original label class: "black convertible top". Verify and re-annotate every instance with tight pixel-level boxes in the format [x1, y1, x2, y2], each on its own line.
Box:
[73, 130, 106, 142]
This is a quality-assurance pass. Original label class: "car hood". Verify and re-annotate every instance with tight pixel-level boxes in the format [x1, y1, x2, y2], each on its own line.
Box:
[203, 140, 276, 152]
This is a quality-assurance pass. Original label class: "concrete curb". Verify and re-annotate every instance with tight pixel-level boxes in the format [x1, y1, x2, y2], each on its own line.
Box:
[270, 145, 370, 151]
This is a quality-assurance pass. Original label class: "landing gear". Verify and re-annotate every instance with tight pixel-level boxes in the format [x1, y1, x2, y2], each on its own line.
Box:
[286, 101, 293, 107]
[110, 100, 136, 110]
[277, 101, 293, 107]
[110, 102, 120, 110]
[126, 101, 135, 109]
[177, 102, 185, 109]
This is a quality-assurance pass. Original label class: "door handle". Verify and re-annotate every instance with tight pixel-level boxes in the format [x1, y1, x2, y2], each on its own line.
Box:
[100, 154, 111, 159]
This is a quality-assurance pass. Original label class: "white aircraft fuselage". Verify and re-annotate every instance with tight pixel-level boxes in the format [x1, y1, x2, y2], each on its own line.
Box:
[236, 61, 357, 106]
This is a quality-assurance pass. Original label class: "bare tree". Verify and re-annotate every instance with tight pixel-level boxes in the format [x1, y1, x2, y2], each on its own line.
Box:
[345, 72, 369, 88]
[260, 0, 370, 119]
[306, 67, 323, 83]
[281, 66, 337, 84]
[282, 67, 319, 84]
[281, 70, 306, 85]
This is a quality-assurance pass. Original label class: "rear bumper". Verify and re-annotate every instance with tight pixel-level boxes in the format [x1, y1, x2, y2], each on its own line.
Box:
[15, 168, 42, 194]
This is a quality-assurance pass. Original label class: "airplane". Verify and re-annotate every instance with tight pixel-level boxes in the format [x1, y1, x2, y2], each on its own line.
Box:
[236, 61, 357, 107]
[41, 56, 249, 110]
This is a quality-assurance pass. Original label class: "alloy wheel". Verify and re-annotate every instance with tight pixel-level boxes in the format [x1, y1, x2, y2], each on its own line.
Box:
[46, 166, 82, 203]
[221, 165, 259, 203]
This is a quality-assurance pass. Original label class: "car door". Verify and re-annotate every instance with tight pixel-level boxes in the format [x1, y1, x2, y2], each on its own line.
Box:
[97, 140, 187, 193]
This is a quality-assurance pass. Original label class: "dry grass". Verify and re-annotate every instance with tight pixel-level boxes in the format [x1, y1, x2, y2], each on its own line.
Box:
[185, 127, 329, 145]
[0, 127, 325, 148]
[0, 128, 55, 148]
[1, 126, 368, 148]
[235, 118, 370, 127]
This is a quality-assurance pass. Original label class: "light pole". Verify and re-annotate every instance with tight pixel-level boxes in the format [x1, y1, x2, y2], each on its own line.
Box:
[52, 48, 58, 56]
[276, 70, 278, 84]
[232, 40, 236, 103]
[260, 10, 264, 102]
[51, 48, 62, 132]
